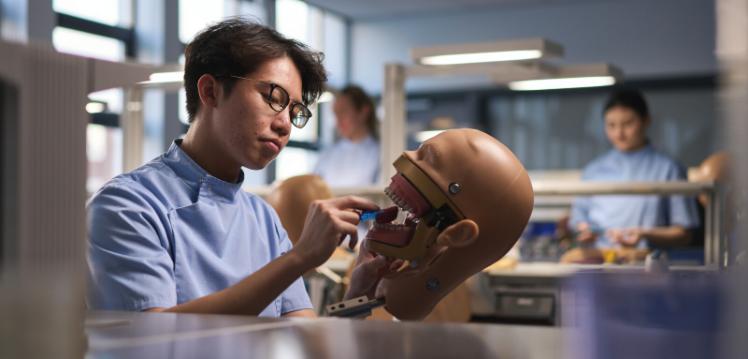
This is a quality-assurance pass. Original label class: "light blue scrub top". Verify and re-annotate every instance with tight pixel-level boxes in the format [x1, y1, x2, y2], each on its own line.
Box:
[314, 135, 380, 187]
[87, 140, 312, 316]
[569, 145, 699, 248]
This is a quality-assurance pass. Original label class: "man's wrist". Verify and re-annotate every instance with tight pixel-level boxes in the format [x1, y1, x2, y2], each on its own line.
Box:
[285, 248, 315, 274]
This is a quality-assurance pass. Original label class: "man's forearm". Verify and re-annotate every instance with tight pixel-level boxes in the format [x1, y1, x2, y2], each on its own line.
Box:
[162, 249, 311, 315]
[642, 226, 692, 247]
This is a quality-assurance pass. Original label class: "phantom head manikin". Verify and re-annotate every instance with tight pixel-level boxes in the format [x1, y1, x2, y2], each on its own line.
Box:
[266, 174, 333, 245]
[365, 128, 534, 320]
[692, 151, 729, 206]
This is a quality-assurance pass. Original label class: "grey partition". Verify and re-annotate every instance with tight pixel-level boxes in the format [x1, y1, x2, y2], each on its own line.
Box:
[0, 40, 152, 359]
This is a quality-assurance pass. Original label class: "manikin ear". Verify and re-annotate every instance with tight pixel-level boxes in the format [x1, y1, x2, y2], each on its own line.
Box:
[196, 74, 221, 110]
[437, 219, 479, 248]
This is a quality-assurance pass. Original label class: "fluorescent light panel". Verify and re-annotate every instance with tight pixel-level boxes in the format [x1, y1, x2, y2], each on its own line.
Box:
[508, 76, 616, 91]
[420, 50, 542, 66]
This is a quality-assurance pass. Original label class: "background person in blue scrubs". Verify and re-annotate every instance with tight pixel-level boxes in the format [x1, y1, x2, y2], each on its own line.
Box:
[569, 89, 699, 249]
[314, 85, 380, 186]
[87, 19, 392, 317]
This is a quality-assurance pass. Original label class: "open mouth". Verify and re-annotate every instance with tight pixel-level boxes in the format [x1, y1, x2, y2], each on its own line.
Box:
[365, 173, 432, 248]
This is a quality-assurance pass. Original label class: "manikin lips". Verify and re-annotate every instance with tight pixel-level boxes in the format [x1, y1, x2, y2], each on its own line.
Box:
[365, 173, 432, 247]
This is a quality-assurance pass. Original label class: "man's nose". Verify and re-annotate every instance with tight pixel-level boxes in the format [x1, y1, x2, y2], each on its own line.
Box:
[271, 110, 292, 136]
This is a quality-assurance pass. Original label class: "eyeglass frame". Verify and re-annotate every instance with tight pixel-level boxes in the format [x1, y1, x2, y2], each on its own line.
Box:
[226, 75, 312, 129]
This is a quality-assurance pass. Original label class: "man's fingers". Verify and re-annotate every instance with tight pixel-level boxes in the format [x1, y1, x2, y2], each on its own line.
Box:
[336, 209, 361, 225]
[335, 221, 359, 246]
[348, 231, 359, 250]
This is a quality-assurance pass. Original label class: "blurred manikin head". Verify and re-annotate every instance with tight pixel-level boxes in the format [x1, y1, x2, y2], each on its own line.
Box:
[365, 129, 534, 320]
[333, 85, 376, 142]
[266, 175, 333, 245]
[692, 151, 730, 206]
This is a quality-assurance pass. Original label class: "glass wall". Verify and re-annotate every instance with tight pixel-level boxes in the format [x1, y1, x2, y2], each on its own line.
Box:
[52, 0, 133, 193]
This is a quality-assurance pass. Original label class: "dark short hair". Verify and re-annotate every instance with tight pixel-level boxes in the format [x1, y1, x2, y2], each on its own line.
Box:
[184, 18, 327, 122]
[338, 84, 378, 140]
[603, 89, 650, 119]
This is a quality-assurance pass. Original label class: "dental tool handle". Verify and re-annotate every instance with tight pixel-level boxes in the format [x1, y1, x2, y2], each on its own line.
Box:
[326, 296, 385, 318]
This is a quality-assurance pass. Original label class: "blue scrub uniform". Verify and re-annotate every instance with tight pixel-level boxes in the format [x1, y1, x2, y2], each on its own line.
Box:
[314, 135, 380, 186]
[87, 140, 312, 316]
[569, 145, 699, 248]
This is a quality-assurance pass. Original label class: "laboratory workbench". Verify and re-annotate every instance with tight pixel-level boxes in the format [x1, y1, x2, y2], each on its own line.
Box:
[86, 306, 719, 359]
[86, 310, 562, 359]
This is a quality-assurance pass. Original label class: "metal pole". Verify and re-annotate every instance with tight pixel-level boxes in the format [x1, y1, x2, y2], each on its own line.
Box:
[122, 86, 144, 172]
[380, 63, 406, 184]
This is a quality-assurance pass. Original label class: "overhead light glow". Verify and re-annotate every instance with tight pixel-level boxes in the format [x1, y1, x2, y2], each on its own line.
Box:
[414, 130, 445, 143]
[508, 76, 616, 91]
[419, 50, 542, 66]
[144, 71, 184, 84]
[86, 102, 106, 114]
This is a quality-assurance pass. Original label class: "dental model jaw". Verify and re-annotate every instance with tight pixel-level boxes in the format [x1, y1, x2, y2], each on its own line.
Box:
[365, 129, 534, 320]
[365, 154, 464, 260]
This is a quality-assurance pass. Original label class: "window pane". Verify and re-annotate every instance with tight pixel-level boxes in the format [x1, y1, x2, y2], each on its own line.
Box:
[87, 124, 122, 193]
[89, 88, 124, 114]
[178, 88, 189, 125]
[242, 167, 269, 188]
[53, 27, 125, 62]
[54, 0, 132, 27]
[274, 147, 319, 181]
[276, 0, 309, 44]
[323, 13, 347, 87]
[179, 0, 225, 43]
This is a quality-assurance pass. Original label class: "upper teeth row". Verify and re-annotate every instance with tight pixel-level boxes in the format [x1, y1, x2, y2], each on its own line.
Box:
[384, 186, 413, 212]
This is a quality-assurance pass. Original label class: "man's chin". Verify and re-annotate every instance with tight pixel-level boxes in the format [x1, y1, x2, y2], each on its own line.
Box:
[243, 158, 273, 171]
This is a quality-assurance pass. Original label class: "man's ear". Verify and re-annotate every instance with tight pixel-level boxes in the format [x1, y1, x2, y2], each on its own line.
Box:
[437, 219, 479, 248]
[196, 74, 220, 109]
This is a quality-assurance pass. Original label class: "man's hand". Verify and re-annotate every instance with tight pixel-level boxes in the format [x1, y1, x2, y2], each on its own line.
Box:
[292, 196, 378, 269]
[576, 222, 598, 245]
[345, 242, 403, 300]
[609, 228, 644, 247]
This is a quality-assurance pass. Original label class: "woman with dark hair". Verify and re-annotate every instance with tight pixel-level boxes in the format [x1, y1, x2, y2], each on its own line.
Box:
[568, 89, 699, 250]
[314, 85, 380, 186]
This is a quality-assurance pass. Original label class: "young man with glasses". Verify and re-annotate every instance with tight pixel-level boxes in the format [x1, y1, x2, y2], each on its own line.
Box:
[87, 19, 390, 317]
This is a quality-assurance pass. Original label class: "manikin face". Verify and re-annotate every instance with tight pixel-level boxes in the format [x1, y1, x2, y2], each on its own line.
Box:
[364, 129, 534, 320]
[333, 95, 368, 140]
[604, 105, 649, 152]
[212, 56, 301, 170]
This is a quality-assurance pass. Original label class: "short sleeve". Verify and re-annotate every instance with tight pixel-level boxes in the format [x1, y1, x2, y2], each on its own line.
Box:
[569, 163, 596, 228]
[664, 164, 700, 229]
[269, 209, 313, 315]
[569, 197, 591, 229]
[87, 181, 177, 311]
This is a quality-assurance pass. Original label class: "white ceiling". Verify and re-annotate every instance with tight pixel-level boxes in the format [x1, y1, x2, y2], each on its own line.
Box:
[303, 0, 604, 20]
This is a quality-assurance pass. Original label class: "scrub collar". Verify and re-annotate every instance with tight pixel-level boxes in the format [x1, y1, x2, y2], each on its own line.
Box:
[613, 141, 654, 157]
[163, 139, 244, 201]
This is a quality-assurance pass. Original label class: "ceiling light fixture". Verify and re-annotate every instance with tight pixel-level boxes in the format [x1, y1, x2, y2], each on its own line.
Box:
[412, 39, 562, 66]
[508, 76, 616, 91]
[505, 64, 621, 91]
